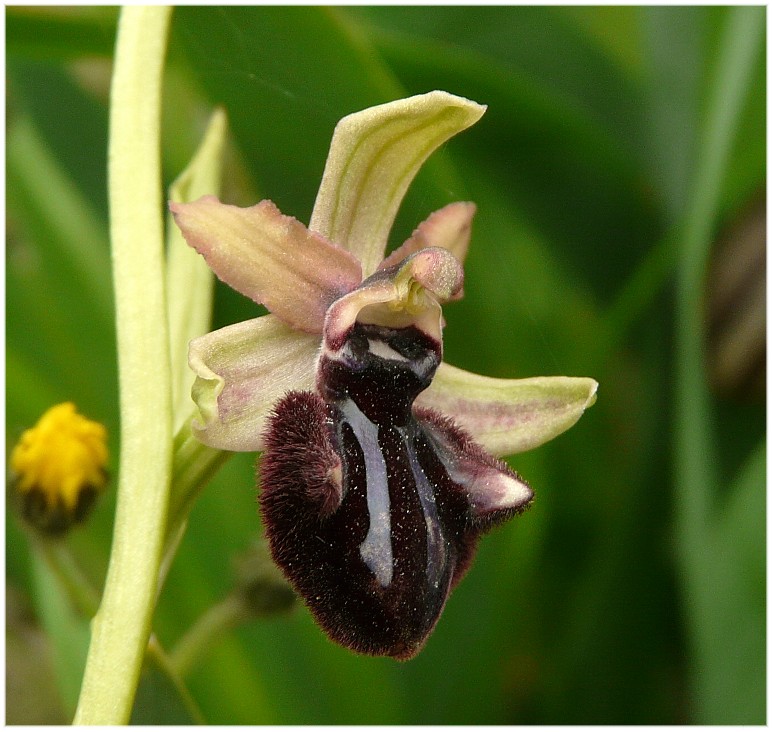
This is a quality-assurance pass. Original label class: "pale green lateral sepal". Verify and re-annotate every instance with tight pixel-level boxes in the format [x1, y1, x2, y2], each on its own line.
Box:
[416, 362, 599, 457]
[309, 91, 486, 277]
[167, 108, 228, 428]
[188, 314, 320, 451]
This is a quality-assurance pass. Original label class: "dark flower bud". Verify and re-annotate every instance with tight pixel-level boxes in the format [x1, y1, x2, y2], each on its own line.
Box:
[10, 403, 108, 535]
[233, 540, 296, 618]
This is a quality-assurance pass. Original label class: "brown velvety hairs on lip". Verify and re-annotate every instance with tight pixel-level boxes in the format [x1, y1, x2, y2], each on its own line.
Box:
[258, 325, 532, 660]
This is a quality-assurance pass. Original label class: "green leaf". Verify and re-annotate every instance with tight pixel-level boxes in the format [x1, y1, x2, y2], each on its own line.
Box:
[670, 5, 765, 724]
[346, 6, 641, 148]
[6, 7, 118, 60]
[673, 4, 764, 567]
[6, 114, 116, 417]
[690, 441, 765, 723]
[639, 6, 710, 220]
[167, 107, 228, 427]
[29, 548, 91, 717]
[130, 645, 206, 725]
[8, 58, 111, 214]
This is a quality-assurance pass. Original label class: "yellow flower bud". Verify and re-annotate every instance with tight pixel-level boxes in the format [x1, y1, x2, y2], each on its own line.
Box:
[10, 403, 108, 534]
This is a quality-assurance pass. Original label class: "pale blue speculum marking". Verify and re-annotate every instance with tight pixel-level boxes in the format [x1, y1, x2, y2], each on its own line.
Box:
[366, 338, 409, 362]
[341, 397, 394, 587]
[401, 426, 447, 589]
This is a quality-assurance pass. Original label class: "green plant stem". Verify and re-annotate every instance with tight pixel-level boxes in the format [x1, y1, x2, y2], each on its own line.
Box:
[73, 6, 173, 725]
[159, 420, 231, 586]
[168, 419, 232, 540]
[168, 594, 250, 678]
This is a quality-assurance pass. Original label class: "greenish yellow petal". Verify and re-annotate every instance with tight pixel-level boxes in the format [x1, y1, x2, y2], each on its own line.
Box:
[188, 314, 320, 451]
[416, 362, 598, 457]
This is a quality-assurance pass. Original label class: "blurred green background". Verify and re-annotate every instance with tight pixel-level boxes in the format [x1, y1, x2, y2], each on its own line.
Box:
[6, 6, 765, 725]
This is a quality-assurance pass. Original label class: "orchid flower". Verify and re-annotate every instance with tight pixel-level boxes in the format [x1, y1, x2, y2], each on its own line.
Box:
[171, 91, 597, 660]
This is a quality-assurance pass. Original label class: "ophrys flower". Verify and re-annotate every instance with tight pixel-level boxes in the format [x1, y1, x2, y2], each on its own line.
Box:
[171, 91, 597, 659]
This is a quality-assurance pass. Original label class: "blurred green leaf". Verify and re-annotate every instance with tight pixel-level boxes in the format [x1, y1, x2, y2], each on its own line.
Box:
[6, 113, 117, 481]
[670, 5, 764, 724]
[7, 116, 112, 317]
[130, 645, 205, 725]
[639, 7, 709, 220]
[720, 51, 766, 215]
[559, 6, 644, 73]
[29, 549, 91, 717]
[8, 59, 111, 214]
[6, 7, 118, 60]
[347, 6, 642, 145]
[173, 7, 399, 217]
[691, 441, 765, 723]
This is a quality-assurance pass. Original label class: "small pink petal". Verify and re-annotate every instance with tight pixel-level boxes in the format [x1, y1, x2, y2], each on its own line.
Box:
[416, 362, 598, 457]
[171, 196, 362, 334]
[380, 202, 476, 282]
[188, 314, 320, 451]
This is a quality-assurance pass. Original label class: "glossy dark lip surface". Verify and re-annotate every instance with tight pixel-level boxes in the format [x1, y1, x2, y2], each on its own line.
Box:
[259, 323, 532, 660]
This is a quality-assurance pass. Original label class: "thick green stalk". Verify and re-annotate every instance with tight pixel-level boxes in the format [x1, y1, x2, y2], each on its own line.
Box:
[74, 6, 173, 724]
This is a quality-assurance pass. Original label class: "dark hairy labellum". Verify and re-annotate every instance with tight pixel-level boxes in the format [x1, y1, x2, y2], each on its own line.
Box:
[259, 323, 533, 660]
